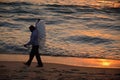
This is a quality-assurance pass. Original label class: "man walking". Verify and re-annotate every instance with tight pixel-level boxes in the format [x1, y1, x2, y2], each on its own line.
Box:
[24, 19, 45, 67]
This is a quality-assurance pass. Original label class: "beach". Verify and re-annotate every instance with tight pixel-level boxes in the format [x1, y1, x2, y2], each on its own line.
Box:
[0, 54, 120, 80]
[0, 0, 120, 80]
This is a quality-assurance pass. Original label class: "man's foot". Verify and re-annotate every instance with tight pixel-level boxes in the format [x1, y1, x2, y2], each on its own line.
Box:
[36, 65, 43, 67]
[24, 63, 30, 67]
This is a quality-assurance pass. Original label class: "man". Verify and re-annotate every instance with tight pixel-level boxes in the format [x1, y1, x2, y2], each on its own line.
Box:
[24, 23, 43, 67]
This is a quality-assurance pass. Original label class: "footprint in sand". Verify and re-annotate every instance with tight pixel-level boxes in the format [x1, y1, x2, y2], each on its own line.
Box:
[0, 68, 11, 80]
[70, 69, 80, 71]
[57, 76, 87, 80]
[31, 76, 47, 80]
[33, 70, 42, 73]
[62, 70, 74, 74]
[0, 65, 6, 68]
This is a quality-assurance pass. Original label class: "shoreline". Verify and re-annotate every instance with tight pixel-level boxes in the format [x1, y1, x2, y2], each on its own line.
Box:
[0, 54, 120, 69]
[1, 52, 120, 60]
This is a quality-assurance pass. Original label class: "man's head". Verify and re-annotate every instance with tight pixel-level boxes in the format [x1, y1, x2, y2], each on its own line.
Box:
[29, 25, 35, 32]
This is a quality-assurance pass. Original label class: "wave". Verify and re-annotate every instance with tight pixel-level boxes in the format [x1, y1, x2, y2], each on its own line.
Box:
[13, 18, 37, 22]
[0, 41, 27, 53]
[63, 36, 113, 45]
[0, 22, 21, 28]
[87, 23, 120, 31]
[44, 4, 120, 15]
[0, 2, 33, 6]
[0, 7, 38, 15]
[0, 0, 120, 8]
[102, 7, 120, 14]
[0, 2, 40, 15]
[44, 4, 97, 14]
[0, 1, 119, 16]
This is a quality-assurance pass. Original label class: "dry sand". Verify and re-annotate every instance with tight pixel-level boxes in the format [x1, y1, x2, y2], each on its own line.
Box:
[0, 54, 120, 80]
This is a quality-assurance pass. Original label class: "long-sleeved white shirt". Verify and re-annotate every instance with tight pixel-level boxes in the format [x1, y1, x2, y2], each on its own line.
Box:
[27, 29, 39, 46]
[26, 20, 46, 46]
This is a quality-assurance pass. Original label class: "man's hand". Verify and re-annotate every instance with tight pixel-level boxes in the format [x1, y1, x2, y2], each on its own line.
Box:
[24, 44, 28, 48]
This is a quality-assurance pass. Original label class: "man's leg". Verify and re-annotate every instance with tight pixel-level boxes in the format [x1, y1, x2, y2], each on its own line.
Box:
[35, 46, 43, 67]
[36, 53, 43, 66]
[25, 46, 35, 66]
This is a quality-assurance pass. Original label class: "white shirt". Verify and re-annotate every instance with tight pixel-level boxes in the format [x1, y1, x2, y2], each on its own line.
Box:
[27, 20, 46, 46]
[27, 29, 39, 46]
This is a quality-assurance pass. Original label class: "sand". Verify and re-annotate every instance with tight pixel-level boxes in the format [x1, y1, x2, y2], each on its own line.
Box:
[0, 54, 120, 80]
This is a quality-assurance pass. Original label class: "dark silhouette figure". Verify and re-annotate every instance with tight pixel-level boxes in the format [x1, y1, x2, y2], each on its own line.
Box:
[24, 25, 43, 67]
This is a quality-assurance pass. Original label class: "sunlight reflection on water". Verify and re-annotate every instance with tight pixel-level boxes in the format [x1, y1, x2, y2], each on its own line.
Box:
[0, 0, 120, 8]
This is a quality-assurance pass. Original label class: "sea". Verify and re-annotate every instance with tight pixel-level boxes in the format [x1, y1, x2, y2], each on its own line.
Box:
[0, 0, 120, 59]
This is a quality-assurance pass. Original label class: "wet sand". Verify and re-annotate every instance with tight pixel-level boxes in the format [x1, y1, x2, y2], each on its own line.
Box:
[0, 54, 120, 80]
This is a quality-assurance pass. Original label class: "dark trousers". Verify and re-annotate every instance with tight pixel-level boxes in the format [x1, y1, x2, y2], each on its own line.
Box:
[26, 45, 43, 66]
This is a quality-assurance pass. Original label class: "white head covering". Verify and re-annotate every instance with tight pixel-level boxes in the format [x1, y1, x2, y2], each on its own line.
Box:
[36, 20, 46, 39]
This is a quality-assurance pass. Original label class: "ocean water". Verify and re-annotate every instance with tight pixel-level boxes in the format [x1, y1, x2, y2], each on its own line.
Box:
[0, 0, 120, 59]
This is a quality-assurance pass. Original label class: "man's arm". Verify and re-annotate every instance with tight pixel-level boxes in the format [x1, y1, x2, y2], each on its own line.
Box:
[24, 32, 34, 47]
[35, 19, 40, 27]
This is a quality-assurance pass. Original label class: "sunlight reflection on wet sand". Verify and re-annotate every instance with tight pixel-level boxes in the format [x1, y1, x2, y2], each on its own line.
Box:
[0, 54, 120, 68]
[60, 57, 120, 68]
